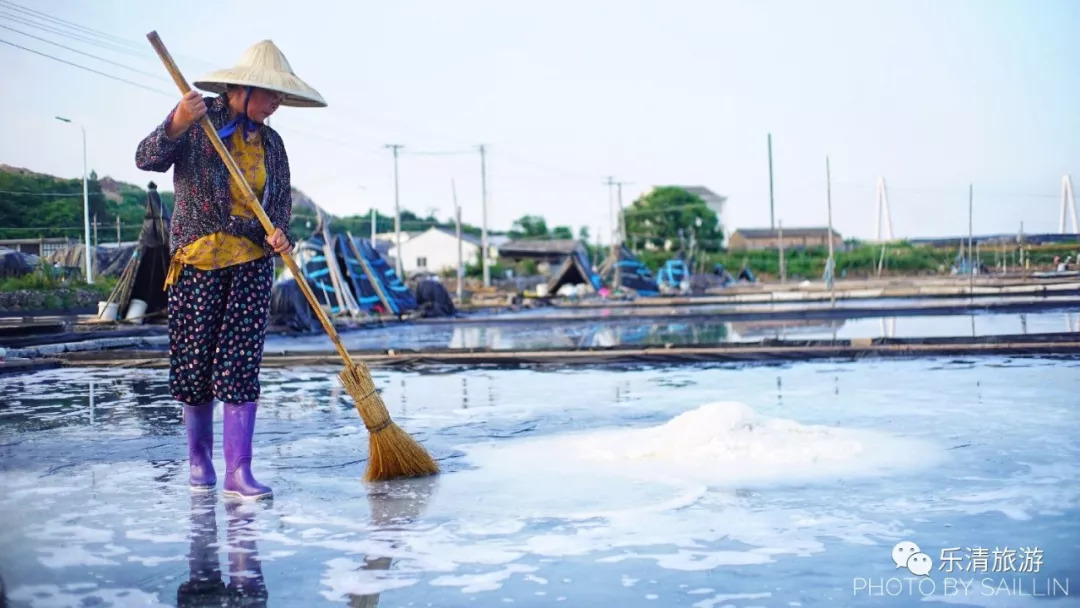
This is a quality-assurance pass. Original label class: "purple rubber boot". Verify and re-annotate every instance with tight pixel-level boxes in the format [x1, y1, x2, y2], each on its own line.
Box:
[222, 402, 273, 500]
[182, 402, 217, 490]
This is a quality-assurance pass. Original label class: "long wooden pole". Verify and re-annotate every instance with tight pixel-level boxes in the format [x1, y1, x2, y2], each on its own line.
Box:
[969, 183, 974, 296]
[826, 156, 835, 306]
[146, 31, 352, 365]
[778, 220, 785, 284]
[453, 179, 463, 303]
[768, 133, 775, 230]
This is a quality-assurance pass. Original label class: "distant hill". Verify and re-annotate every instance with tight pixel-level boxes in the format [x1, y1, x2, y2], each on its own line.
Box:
[0, 164, 323, 242]
[0, 164, 165, 242]
[0, 163, 483, 244]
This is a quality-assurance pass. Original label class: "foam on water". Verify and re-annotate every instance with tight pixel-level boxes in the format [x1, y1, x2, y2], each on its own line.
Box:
[7, 584, 170, 608]
[319, 557, 419, 600]
[311, 401, 941, 598]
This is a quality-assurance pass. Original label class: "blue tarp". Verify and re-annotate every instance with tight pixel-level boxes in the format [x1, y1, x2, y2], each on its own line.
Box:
[294, 233, 343, 314]
[615, 245, 660, 296]
[351, 236, 418, 315]
[332, 234, 384, 313]
[575, 247, 605, 292]
[657, 258, 691, 290]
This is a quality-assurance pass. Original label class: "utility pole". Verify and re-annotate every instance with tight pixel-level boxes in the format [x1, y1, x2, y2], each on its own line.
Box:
[604, 176, 616, 246]
[826, 156, 836, 305]
[768, 133, 775, 230]
[614, 181, 623, 292]
[116, 216, 121, 245]
[384, 144, 405, 278]
[778, 220, 786, 284]
[370, 208, 376, 242]
[615, 181, 630, 244]
[453, 179, 463, 303]
[968, 183, 974, 295]
[56, 116, 92, 284]
[478, 144, 490, 287]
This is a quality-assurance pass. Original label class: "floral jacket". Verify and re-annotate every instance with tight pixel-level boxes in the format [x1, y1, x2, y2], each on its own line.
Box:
[135, 94, 294, 256]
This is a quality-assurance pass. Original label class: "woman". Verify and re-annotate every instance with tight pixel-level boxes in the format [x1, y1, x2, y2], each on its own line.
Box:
[136, 40, 326, 500]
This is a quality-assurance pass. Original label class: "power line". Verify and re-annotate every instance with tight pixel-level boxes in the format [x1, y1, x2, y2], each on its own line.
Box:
[8, 2, 1063, 214]
[0, 0, 141, 49]
[0, 9, 144, 59]
[402, 149, 474, 157]
[0, 3, 615, 186]
[0, 23, 168, 81]
[0, 0, 216, 72]
[0, 37, 171, 95]
[0, 189, 104, 196]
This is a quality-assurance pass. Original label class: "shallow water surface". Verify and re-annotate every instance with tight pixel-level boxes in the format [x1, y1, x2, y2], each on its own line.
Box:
[0, 358, 1078, 607]
[266, 310, 1080, 352]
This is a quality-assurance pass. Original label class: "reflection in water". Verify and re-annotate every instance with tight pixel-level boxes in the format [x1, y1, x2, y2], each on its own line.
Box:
[729, 319, 844, 341]
[347, 477, 439, 608]
[177, 494, 269, 607]
[274, 309, 1080, 355]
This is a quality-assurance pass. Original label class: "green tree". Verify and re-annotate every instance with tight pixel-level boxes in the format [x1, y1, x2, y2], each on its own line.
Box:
[509, 214, 549, 239]
[624, 187, 723, 252]
[551, 225, 573, 239]
[578, 226, 590, 242]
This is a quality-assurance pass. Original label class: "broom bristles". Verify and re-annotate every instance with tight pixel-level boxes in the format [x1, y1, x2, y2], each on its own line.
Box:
[339, 362, 439, 482]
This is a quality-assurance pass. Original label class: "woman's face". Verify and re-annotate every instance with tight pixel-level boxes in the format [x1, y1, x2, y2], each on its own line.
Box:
[229, 87, 285, 123]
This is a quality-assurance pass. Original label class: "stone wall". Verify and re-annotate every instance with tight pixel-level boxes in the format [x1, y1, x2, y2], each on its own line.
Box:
[0, 288, 103, 312]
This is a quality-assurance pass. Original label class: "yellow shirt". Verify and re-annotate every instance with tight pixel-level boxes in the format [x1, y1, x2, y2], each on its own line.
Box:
[165, 128, 268, 287]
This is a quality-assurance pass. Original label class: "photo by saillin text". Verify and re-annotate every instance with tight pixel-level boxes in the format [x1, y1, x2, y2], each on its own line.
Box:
[852, 540, 1071, 598]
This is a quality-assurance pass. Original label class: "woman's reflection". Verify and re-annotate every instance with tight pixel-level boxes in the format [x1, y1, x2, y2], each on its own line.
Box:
[177, 493, 269, 607]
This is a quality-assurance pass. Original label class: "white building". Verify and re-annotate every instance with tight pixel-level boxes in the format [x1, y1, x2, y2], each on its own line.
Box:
[384, 226, 494, 276]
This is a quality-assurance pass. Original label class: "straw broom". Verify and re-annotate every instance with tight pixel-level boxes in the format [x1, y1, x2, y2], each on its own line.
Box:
[146, 31, 438, 482]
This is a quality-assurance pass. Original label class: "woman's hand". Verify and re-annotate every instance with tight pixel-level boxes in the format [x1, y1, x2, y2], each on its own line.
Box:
[266, 228, 292, 255]
[166, 91, 207, 138]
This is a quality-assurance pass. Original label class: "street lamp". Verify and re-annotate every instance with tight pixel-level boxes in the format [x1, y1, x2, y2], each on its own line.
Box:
[55, 116, 92, 284]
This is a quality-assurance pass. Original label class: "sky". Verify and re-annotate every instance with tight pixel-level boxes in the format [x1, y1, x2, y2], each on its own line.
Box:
[2, 0, 1079, 244]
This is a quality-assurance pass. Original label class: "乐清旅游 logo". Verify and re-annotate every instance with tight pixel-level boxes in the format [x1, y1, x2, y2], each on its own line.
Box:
[893, 541, 934, 576]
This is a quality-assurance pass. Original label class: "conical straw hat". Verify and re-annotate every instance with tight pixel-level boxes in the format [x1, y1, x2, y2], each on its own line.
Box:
[193, 40, 326, 108]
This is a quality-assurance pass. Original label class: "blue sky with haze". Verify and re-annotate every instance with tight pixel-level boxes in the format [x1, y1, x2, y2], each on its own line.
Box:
[2, 0, 1078, 243]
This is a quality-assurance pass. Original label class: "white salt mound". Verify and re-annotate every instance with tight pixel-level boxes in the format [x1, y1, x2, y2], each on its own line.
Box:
[465, 401, 940, 490]
[579, 401, 938, 486]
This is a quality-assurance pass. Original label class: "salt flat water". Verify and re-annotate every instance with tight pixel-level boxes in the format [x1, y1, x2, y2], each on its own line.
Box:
[265, 310, 1080, 352]
[0, 357, 1078, 607]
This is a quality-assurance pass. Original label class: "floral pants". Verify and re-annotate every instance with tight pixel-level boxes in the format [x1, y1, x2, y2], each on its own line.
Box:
[168, 256, 273, 405]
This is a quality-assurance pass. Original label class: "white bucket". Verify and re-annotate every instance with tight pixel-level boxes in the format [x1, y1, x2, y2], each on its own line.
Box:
[126, 298, 148, 324]
[97, 301, 108, 316]
[99, 302, 119, 322]
[535, 283, 549, 297]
